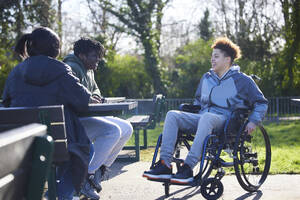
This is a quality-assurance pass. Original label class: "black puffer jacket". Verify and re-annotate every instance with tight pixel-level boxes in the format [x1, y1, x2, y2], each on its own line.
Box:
[2, 55, 91, 191]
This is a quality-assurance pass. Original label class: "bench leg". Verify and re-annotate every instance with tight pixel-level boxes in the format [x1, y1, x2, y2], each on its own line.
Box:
[134, 129, 140, 161]
[48, 165, 57, 200]
[27, 136, 54, 200]
[143, 129, 148, 149]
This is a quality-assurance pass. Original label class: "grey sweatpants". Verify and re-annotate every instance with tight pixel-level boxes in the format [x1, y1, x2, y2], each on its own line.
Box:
[80, 116, 133, 174]
[160, 110, 226, 169]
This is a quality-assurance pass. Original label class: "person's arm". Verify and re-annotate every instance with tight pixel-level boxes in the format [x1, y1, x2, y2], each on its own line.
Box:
[90, 70, 102, 99]
[58, 69, 91, 112]
[193, 73, 206, 106]
[91, 78, 102, 98]
[245, 77, 268, 133]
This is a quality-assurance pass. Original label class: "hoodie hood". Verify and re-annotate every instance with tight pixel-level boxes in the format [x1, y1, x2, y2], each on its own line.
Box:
[63, 54, 86, 72]
[22, 55, 70, 86]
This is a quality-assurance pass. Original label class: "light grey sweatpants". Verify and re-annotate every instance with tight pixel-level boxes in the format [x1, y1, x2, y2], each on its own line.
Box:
[80, 116, 133, 174]
[160, 110, 226, 169]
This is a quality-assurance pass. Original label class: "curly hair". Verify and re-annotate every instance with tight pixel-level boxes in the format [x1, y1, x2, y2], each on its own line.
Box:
[74, 37, 104, 58]
[211, 37, 241, 62]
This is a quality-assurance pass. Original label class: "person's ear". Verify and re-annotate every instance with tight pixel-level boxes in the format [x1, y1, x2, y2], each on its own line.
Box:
[226, 56, 231, 65]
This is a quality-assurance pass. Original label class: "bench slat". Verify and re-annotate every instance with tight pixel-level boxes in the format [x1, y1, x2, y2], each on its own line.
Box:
[53, 140, 69, 163]
[127, 115, 150, 127]
[0, 105, 64, 124]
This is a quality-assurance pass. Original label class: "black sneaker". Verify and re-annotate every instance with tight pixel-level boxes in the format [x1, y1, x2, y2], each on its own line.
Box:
[80, 178, 100, 200]
[88, 173, 102, 193]
[142, 160, 172, 180]
[170, 163, 193, 184]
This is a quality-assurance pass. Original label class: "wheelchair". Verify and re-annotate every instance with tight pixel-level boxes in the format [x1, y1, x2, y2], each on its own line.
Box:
[146, 104, 271, 200]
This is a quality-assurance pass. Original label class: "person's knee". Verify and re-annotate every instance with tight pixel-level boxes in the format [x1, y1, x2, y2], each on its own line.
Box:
[110, 124, 122, 141]
[198, 112, 224, 128]
[122, 121, 133, 139]
[166, 110, 180, 121]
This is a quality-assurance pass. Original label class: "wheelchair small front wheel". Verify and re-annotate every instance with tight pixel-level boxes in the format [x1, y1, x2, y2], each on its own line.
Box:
[233, 124, 271, 192]
[200, 177, 224, 200]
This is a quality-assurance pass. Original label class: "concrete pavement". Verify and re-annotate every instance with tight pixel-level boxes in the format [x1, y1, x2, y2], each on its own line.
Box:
[95, 161, 300, 200]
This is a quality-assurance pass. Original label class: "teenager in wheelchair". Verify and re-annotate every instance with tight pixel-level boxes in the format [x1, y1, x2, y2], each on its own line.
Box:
[142, 37, 271, 199]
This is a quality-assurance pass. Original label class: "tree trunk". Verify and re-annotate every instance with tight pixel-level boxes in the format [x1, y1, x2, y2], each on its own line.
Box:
[57, 0, 62, 40]
[142, 34, 164, 93]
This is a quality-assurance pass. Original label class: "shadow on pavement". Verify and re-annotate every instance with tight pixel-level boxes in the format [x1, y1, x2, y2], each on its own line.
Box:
[235, 190, 263, 200]
[105, 161, 136, 180]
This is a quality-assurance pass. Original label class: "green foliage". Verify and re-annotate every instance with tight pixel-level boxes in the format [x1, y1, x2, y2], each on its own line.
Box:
[164, 38, 212, 98]
[0, 48, 18, 96]
[95, 54, 153, 98]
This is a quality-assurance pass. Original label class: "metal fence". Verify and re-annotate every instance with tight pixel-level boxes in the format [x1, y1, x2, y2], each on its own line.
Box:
[132, 96, 300, 122]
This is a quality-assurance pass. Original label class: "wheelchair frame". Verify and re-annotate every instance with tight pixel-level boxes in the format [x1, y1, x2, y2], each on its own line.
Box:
[147, 106, 271, 200]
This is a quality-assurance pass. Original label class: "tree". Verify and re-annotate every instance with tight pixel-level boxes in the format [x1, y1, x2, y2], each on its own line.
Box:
[0, 0, 57, 95]
[213, 0, 282, 61]
[197, 8, 213, 41]
[87, 0, 171, 94]
[279, 0, 300, 95]
[165, 38, 212, 98]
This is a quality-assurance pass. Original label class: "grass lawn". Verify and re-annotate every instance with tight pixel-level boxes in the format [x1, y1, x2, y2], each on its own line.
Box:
[125, 120, 300, 174]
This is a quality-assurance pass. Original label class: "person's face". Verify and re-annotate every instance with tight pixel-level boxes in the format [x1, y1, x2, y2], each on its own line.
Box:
[211, 48, 231, 76]
[80, 50, 101, 70]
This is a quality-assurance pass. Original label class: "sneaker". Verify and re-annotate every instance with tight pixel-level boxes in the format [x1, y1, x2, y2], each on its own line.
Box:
[80, 179, 100, 200]
[170, 163, 193, 184]
[142, 160, 172, 180]
[88, 173, 102, 193]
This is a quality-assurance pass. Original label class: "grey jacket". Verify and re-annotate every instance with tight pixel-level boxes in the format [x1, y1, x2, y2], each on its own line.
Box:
[194, 65, 268, 125]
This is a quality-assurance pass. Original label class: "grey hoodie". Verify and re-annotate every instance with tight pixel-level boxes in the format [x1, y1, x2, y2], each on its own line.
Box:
[194, 65, 268, 125]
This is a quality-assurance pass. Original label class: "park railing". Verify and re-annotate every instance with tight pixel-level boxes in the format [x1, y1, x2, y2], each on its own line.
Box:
[128, 96, 300, 123]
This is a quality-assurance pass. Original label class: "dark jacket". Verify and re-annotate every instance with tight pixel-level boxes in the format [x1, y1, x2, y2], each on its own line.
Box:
[63, 54, 102, 98]
[2, 55, 91, 191]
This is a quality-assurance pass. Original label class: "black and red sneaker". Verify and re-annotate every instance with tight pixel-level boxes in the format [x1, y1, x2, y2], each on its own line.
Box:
[142, 160, 172, 180]
[170, 163, 193, 184]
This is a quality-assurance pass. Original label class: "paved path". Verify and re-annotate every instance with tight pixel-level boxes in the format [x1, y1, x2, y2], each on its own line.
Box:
[95, 161, 300, 200]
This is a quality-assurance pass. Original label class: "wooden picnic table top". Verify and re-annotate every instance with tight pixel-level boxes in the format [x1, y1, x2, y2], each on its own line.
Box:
[86, 101, 137, 112]
[103, 97, 126, 103]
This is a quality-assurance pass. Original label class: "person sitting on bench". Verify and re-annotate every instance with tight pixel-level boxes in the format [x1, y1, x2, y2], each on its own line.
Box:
[2, 27, 93, 200]
[143, 37, 268, 184]
[63, 38, 133, 199]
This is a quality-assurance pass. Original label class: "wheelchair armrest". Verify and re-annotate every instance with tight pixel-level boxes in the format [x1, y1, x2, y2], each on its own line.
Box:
[178, 103, 201, 113]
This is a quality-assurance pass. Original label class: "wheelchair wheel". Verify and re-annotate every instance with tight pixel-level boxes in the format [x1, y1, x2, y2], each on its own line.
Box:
[233, 124, 271, 192]
[200, 177, 224, 200]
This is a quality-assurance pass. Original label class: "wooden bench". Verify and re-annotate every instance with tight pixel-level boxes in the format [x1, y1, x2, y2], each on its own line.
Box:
[0, 123, 54, 200]
[125, 94, 165, 161]
[0, 105, 69, 199]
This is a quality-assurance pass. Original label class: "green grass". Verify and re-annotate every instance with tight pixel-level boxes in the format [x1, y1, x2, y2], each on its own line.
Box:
[124, 120, 300, 174]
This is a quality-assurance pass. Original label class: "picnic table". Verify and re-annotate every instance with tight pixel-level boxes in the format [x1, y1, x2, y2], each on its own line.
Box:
[79, 100, 137, 117]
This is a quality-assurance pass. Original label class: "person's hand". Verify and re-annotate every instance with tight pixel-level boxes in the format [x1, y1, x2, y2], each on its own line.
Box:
[92, 95, 104, 103]
[245, 121, 256, 134]
[89, 96, 101, 104]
